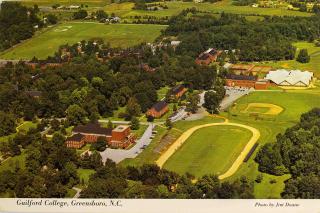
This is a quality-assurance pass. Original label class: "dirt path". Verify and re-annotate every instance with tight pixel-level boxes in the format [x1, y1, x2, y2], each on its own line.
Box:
[155, 117, 260, 180]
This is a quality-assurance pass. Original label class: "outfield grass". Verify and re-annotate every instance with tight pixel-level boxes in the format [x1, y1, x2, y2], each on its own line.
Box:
[163, 125, 252, 177]
[0, 22, 166, 60]
[256, 42, 320, 77]
[220, 89, 320, 198]
[104, 1, 311, 18]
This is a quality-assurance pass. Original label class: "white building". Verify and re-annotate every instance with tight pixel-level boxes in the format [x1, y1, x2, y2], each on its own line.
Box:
[265, 69, 313, 87]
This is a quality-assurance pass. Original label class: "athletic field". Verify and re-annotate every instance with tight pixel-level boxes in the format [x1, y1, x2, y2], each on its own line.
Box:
[0, 22, 166, 60]
[163, 125, 253, 178]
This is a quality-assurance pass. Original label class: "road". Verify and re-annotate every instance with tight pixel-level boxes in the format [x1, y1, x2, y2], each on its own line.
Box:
[155, 117, 260, 180]
[99, 123, 155, 163]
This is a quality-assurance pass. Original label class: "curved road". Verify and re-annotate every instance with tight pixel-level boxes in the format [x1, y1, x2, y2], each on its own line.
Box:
[155, 118, 260, 180]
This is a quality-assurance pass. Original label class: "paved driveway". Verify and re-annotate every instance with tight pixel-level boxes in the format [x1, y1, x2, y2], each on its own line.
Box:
[220, 87, 252, 111]
[100, 123, 155, 163]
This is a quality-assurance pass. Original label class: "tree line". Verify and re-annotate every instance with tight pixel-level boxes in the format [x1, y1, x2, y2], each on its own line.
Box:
[255, 108, 320, 198]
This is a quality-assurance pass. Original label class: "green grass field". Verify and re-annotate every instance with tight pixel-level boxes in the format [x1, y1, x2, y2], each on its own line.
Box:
[256, 42, 320, 77]
[21, 0, 111, 7]
[104, 1, 311, 18]
[163, 125, 252, 178]
[77, 168, 95, 183]
[220, 88, 320, 198]
[0, 22, 166, 60]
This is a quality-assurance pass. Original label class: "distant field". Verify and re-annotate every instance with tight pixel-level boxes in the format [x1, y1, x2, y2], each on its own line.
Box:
[257, 42, 320, 77]
[21, 0, 110, 7]
[104, 1, 312, 18]
[0, 22, 166, 60]
[163, 125, 252, 178]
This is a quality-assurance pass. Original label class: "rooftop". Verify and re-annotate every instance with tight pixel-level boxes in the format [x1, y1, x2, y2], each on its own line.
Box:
[226, 74, 258, 81]
[171, 84, 186, 95]
[113, 125, 130, 132]
[265, 69, 313, 86]
[151, 101, 168, 112]
[73, 122, 112, 136]
[66, 133, 85, 142]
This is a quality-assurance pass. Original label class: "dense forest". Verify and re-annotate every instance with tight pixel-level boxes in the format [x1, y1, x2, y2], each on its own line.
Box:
[164, 9, 320, 61]
[0, 2, 41, 51]
[0, 39, 220, 136]
[255, 108, 320, 198]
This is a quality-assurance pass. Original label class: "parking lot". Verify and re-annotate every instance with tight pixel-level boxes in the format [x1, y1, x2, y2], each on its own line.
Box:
[220, 86, 253, 111]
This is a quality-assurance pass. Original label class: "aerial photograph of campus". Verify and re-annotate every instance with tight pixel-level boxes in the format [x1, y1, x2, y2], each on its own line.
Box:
[0, 0, 320, 202]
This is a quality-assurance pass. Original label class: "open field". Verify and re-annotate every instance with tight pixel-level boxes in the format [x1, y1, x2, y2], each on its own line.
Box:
[257, 42, 320, 77]
[221, 88, 320, 198]
[0, 22, 166, 60]
[21, 0, 111, 7]
[104, 1, 312, 18]
[163, 125, 253, 178]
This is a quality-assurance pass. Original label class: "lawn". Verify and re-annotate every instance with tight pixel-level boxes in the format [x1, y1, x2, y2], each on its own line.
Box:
[0, 152, 27, 172]
[220, 88, 320, 198]
[256, 42, 320, 77]
[163, 125, 252, 178]
[0, 22, 167, 60]
[77, 168, 95, 183]
[21, 0, 111, 7]
[104, 1, 311, 19]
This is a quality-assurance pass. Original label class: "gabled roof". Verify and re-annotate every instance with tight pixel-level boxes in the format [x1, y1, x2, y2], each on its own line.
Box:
[73, 122, 112, 136]
[66, 133, 85, 142]
[171, 84, 186, 95]
[265, 69, 313, 86]
[151, 101, 168, 112]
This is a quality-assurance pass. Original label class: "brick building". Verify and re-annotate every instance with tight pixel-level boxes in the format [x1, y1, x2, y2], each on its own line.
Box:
[195, 48, 222, 65]
[66, 123, 135, 149]
[225, 74, 271, 90]
[170, 84, 187, 99]
[146, 101, 169, 118]
[110, 125, 136, 148]
[65, 133, 85, 149]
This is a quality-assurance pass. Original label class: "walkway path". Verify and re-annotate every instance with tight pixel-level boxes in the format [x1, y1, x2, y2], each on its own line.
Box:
[72, 187, 82, 198]
[155, 117, 260, 180]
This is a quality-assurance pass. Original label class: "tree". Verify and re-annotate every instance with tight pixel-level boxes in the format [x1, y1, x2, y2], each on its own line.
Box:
[91, 137, 107, 152]
[296, 49, 310, 63]
[165, 118, 172, 129]
[65, 104, 87, 125]
[125, 98, 141, 119]
[0, 111, 16, 137]
[73, 10, 88, 19]
[186, 93, 200, 113]
[130, 116, 140, 130]
[203, 91, 220, 114]
[45, 14, 58, 25]
[173, 104, 177, 112]
[50, 119, 60, 131]
[95, 10, 108, 20]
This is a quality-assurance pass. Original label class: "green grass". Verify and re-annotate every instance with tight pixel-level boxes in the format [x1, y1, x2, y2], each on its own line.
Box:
[104, 1, 311, 19]
[77, 168, 95, 183]
[0, 22, 167, 60]
[163, 125, 252, 178]
[132, 124, 148, 139]
[119, 126, 168, 168]
[0, 152, 27, 172]
[256, 42, 320, 77]
[221, 88, 320, 198]
[246, 106, 270, 114]
[65, 188, 77, 198]
[21, 0, 111, 7]
[16, 121, 38, 132]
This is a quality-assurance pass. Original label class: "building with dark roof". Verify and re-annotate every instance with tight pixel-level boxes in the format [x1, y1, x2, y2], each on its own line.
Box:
[225, 74, 271, 90]
[170, 84, 187, 98]
[67, 123, 135, 149]
[146, 101, 169, 118]
[25, 90, 42, 98]
[195, 48, 222, 65]
[229, 64, 272, 76]
[66, 133, 85, 149]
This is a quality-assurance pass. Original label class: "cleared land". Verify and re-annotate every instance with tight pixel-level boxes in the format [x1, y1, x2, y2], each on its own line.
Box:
[160, 120, 260, 179]
[0, 22, 166, 60]
[104, 1, 311, 18]
[257, 42, 320, 77]
[221, 87, 320, 198]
